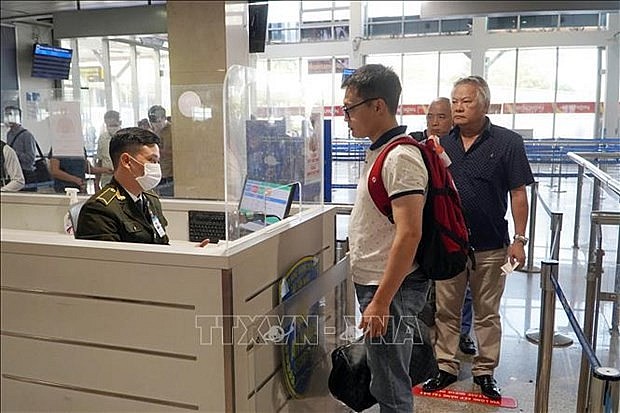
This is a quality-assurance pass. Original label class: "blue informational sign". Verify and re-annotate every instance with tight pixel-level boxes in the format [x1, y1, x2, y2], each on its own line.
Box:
[341, 68, 356, 86]
[279, 256, 321, 398]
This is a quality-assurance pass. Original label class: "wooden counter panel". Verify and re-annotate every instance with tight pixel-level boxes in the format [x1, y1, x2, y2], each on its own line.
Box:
[0, 377, 187, 412]
[1, 335, 210, 407]
[1, 290, 199, 356]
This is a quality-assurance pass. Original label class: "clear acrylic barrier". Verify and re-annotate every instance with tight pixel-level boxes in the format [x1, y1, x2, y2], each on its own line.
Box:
[168, 83, 224, 199]
[2, 88, 101, 193]
[223, 65, 324, 243]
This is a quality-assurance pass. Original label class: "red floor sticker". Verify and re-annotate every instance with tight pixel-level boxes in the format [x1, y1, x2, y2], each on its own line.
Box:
[413, 385, 518, 408]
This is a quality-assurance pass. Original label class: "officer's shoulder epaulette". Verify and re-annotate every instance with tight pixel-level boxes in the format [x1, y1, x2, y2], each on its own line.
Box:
[96, 187, 125, 206]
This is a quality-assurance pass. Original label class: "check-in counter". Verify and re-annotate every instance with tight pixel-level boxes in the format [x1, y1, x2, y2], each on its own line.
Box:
[0, 193, 350, 412]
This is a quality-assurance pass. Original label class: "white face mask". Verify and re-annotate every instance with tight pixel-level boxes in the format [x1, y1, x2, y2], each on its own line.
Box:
[129, 155, 162, 191]
[4, 113, 20, 125]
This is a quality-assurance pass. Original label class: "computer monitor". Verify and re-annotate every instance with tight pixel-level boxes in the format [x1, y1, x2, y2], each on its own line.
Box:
[341, 68, 356, 86]
[238, 178, 295, 225]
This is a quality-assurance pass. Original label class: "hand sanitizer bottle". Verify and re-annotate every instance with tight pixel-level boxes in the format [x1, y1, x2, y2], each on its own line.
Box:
[63, 187, 80, 235]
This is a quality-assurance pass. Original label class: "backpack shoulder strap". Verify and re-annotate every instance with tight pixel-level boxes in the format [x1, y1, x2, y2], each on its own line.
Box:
[34, 140, 45, 158]
[368, 135, 422, 222]
[8, 129, 27, 147]
[0, 141, 7, 184]
[10, 129, 45, 158]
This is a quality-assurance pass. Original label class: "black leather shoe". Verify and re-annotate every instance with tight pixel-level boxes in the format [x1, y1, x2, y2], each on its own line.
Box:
[422, 370, 457, 392]
[459, 334, 476, 355]
[473, 375, 501, 400]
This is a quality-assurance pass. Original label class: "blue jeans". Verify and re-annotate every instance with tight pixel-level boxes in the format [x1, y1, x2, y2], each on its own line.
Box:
[355, 275, 429, 413]
[461, 284, 473, 335]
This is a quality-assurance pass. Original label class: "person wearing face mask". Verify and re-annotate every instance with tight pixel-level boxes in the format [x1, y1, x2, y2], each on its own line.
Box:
[4, 105, 38, 189]
[146, 105, 174, 197]
[94, 110, 122, 190]
[75, 127, 169, 244]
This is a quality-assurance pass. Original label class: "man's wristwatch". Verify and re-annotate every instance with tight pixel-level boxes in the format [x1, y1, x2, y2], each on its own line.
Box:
[513, 234, 528, 246]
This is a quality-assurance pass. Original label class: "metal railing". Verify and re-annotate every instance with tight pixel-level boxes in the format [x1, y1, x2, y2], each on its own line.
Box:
[535, 152, 620, 413]
[569, 151, 620, 335]
[576, 210, 620, 413]
[570, 152, 620, 248]
[523, 181, 574, 347]
[535, 259, 620, 413]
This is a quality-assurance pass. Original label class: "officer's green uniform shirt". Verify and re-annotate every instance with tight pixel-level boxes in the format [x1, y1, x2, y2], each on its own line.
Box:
[75, 178, 169, 244]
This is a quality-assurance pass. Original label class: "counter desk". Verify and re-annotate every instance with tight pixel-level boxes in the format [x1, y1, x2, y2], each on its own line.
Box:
[1, 193, 351, 412]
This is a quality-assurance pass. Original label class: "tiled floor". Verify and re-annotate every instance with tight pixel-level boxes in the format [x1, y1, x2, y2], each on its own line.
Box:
[305, 163, 619, 413]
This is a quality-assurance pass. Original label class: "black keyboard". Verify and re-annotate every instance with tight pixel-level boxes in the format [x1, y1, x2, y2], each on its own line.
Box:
[188, 211, 226, 243]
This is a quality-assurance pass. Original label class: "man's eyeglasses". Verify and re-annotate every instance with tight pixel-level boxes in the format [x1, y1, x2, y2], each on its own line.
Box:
[342, 97, 379, 118]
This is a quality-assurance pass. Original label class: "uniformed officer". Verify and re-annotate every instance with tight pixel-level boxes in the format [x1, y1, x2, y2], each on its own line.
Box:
[75, 127, 169, 244]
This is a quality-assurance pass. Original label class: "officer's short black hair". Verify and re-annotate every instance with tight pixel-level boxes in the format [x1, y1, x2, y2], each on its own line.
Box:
[109, 127, 160, 169]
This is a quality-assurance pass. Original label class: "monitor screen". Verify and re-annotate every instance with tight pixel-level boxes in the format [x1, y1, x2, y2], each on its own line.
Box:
[31, 44, 73, 80]
[341, 68, 356, 86]
[239, 178, 295, 223]
[248, 2, 269, 53]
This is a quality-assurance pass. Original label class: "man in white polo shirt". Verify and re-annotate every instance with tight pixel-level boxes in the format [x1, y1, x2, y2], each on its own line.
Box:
[342, 64, 429, 412]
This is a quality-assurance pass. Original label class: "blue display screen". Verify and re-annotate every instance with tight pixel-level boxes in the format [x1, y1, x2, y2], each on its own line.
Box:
[341, 68, 356, 86]
[239, 178, 295, 221]
[34, 44, 73, 59]
[31, 44, 73, 80]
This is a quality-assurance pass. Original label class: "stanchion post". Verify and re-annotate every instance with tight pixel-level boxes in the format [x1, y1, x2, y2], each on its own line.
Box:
[534, 259, 559, 413]
[550, 213, 563, 261]
[612, 229, 620, 334]
[573, 165, 584, 248]
[553, 146, 566, 193]
[525, 211, 573, 347]
[577, 229, 605, 413]
[588, 367, 620, 413]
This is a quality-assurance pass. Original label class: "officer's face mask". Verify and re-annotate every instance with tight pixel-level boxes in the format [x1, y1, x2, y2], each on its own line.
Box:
[128, 155, 162, 191]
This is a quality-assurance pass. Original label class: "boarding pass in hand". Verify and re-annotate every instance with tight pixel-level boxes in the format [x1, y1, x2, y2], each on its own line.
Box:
[501, 259, 519, 275]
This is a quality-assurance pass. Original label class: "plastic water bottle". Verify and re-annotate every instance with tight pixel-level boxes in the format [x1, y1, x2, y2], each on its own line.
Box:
[63, 187, 80, 235]
[427, 135, 452, 167]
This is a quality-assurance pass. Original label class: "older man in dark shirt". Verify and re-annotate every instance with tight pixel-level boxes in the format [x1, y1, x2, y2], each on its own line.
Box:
[423, 76, 534, 400]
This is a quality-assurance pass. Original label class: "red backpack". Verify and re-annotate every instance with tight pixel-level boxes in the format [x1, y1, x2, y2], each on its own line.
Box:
[367, 135, 472, 280]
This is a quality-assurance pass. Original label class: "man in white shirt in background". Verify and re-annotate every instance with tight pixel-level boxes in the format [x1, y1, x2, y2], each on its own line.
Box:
[1, 140, 25, 192]
[94, 110, 122, 191]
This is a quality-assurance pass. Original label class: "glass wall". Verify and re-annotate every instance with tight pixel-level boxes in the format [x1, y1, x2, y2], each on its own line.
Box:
[19, 3, 614, 202]
[485, 46, 600, 138]
[267, 1, 350, 44]
[263, 44, 603, 141]
[108, 40, 135, 127]
[554, 47, 599, 139]
[60, 35, 170, 136]
[365, 52, 470, 134]
[364, 1, 471, 38]
[487, 12, 607, 32]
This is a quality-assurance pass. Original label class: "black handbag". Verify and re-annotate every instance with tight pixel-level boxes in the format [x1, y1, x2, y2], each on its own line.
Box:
[328, 320, 438, 412]
[328, 338, 376, 412]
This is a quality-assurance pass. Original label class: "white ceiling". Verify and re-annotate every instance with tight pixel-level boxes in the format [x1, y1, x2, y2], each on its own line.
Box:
[0, 1, 166, 22]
